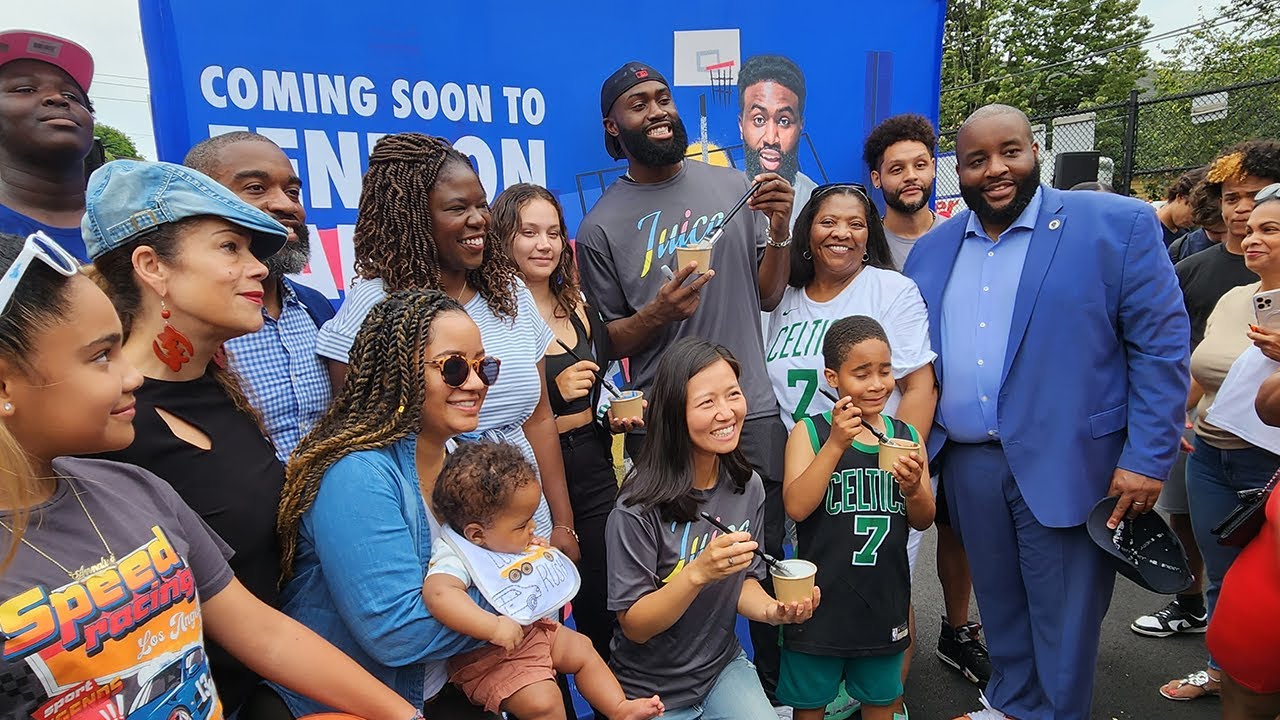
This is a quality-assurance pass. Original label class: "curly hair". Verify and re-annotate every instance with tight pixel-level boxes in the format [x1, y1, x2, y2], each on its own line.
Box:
[1204, 139, 1280, 198]
[353, 133, 519, 319]
[491, 183, 579, 318]
[432, 441, 537, 531]
[277, 289, 466, 579]
[823, 315, 891, 371]
[863, 114, 937, 173]
[1190, 179, 1224, 229]
[1166, 167, 1207, 202]
[88, 219, 264, 429]
[790, 185, 895, 285]
[737, 55, 806, 117]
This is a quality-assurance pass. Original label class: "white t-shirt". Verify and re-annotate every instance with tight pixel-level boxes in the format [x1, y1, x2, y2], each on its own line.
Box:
[764, 266, 936, 430]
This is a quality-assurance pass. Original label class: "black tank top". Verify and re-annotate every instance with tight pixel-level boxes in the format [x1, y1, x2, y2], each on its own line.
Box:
[545, 312, 596, 416]
[88, 370, 284, 712]
[782, 412, 916, 657]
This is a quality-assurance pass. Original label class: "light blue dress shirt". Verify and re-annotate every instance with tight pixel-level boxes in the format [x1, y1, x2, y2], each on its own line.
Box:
[939, 187, 1044, 443]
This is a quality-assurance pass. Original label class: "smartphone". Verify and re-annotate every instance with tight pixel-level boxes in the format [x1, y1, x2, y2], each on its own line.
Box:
[1254, 288, 1280, 330]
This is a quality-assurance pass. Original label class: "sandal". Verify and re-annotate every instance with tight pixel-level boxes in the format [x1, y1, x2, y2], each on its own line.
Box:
[1160, 670, 1221, 701]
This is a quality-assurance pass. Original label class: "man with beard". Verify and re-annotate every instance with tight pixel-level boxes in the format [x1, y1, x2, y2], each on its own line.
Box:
[863, 113, 991, 692]
[577, 61, 795, 714]
[903, 105, 1189, 720]
[864, 114, 940, 270]
[738, 55, 814, 233]
[185, 131, 335, 461]
[0, 29, 96, 260]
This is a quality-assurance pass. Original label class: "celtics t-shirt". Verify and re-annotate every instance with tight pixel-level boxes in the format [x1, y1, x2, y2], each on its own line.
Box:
[605, 471, 766, 710]
[764, 267, 936, 431]
[0, 457, 234, 720]
[577, 160, 778, 422]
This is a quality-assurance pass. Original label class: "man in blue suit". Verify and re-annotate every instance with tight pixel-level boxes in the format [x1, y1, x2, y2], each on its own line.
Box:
[903, 105, 1189, 720]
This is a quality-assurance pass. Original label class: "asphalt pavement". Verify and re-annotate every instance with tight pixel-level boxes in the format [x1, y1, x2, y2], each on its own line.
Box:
[902, 528, 1221, 720]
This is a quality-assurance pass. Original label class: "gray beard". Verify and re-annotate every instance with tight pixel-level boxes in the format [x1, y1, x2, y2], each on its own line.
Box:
[265, 240, 310, 277]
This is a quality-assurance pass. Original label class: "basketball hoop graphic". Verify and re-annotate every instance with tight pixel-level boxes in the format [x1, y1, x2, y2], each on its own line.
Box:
[705, 60, 735, 105]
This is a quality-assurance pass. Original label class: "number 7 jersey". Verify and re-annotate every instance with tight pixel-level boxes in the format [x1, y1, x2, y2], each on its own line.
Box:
[762, 267, 936, 431]
[783, 411, 918, 657]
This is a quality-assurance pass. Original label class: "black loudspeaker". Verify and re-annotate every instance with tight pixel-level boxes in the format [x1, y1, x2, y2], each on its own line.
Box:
[1053, 151, 1101, 189]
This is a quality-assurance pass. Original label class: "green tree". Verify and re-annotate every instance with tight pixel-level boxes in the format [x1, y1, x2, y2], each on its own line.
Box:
[939, 0, 1152, 136]
[1130, 0, 1280, 190]
[94, 122, 143, 161]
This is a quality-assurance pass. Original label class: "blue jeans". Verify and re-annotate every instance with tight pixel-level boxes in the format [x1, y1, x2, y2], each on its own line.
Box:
[659, 651, 776, 720]
[1185, 435, 1279, 668]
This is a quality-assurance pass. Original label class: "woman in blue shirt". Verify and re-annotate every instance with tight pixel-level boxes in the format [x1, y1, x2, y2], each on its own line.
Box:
[273, 289, 502, 718]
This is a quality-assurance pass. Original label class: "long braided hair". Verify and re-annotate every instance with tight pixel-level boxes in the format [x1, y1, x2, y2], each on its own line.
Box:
[353, 133, 519, 319]
[277, 289, 465, 580]
[491, 183, 581, 319]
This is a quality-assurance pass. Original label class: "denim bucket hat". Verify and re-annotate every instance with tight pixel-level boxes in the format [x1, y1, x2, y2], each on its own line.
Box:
[82, 160, 288, 262]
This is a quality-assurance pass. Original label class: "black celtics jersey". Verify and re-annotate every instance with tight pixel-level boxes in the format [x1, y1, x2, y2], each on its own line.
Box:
[782, 412, 918, 657]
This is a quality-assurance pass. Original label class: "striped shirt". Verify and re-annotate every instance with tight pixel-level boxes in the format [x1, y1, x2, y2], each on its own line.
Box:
[316, 278, 555, 535]
[226, 280, 333, 462]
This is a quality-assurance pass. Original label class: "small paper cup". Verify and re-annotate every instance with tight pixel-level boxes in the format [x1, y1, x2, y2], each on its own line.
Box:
[610, 390, 644, 419]
[879, 437, 920, 475]
[676, 244, 713, 273]
[771, 559, 817, 604]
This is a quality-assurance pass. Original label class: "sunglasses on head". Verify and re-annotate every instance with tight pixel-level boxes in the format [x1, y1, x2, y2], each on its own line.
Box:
[1256, 183, 1280, 203]
[0, 232, 80, 315]
[811, 182, 869, 201]
[427, 354, 501, 388]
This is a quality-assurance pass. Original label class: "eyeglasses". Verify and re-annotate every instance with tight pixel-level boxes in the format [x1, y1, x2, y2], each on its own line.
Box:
[1256, 183, 1280, 203]
[0, 232, 80, 315]
[427, 354, 501, 388]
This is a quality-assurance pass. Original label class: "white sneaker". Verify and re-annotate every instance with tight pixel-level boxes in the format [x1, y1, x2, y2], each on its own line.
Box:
[774, 706, 795, 720]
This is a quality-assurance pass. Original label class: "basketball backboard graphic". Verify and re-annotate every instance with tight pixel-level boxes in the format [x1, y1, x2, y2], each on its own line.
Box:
[673, 29, 741, 87]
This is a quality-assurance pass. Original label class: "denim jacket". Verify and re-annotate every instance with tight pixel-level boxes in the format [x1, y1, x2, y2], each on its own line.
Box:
[271, 436, 484, 715]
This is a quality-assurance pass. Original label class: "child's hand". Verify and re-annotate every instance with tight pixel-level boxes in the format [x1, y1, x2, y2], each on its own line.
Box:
[489, 615, 524, 651]
[688, 531, 757, 587]
[530, 536, 550, 548]
[827, 396, 862, 448]
[892, 452, 925, 497]
[764, 585, 822, 625]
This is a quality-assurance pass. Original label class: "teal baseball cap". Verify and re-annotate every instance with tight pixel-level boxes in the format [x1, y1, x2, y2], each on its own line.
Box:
[83, 160, 288, 262]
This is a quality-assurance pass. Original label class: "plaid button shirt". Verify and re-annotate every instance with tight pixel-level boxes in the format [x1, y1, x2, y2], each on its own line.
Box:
[225, 281, 332, 462]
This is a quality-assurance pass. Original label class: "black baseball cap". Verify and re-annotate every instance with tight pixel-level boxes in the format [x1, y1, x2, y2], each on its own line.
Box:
[1087, 496, 1193, 594]
[600, 61, 670, 160]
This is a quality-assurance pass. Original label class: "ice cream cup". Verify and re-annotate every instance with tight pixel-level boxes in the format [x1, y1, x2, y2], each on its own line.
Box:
[879, 437, 921, 475]
[771, 559, 817, 604]
[610, 390, 644, 419]
[676, 243, 713, 273]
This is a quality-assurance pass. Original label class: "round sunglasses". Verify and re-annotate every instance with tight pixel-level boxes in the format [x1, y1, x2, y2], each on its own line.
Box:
[427, 354, 501, 388]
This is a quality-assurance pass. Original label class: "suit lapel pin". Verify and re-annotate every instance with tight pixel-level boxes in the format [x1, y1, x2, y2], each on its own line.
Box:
[1048, 219, 1062, 230]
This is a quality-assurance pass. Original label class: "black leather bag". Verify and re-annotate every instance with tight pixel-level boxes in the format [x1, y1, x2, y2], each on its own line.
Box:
[1213, 468, 1278, 548]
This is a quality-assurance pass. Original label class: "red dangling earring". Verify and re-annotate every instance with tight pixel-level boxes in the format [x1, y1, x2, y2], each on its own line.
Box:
[153, 299, 194, 372]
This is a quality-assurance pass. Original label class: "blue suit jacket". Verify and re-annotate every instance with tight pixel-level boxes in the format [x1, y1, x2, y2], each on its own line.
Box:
[903, 187, 1190, 527]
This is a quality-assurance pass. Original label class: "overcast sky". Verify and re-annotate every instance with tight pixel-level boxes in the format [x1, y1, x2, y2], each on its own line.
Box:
[8, 0, 1220, 162]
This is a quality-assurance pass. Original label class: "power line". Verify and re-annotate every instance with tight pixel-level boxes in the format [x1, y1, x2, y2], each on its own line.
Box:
[93, 95, 150, 104]
[93, 79, 149, 90]
[941, 8, 1268, 94]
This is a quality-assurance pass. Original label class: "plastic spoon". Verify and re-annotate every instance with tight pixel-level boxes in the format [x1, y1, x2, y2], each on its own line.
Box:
[699, 511, 792, 576]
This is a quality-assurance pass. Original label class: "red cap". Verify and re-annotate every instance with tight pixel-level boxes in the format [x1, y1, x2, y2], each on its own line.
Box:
[0, 30, 94, 93]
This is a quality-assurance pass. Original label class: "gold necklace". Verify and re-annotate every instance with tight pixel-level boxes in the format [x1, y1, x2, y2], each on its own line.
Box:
[0, 479, 117, 581]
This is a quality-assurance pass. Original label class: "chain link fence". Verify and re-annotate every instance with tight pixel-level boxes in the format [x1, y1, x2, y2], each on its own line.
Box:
[936, 76, 1280, 206]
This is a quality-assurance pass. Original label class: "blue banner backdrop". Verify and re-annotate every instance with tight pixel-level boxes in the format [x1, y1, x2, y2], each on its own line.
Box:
[140, 0, 946, 300]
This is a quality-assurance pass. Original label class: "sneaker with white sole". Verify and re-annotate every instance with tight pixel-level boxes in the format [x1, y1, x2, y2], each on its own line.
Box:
[952, 694, 1010, 719]
[1130, 598, 1208, 637]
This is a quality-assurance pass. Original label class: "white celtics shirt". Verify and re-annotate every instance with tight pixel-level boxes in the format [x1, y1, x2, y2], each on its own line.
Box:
[764, 266, 937, 431]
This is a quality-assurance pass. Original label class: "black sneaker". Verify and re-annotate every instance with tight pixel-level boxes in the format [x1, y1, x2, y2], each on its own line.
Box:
[936, 619, 992, 689]
[1130, 598, 1208, 637]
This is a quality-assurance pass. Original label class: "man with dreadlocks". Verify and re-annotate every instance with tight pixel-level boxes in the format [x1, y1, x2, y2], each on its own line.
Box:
[576, 61, 795, 711]
[315, 133, 580, 562]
